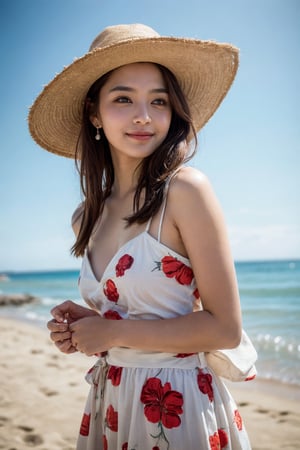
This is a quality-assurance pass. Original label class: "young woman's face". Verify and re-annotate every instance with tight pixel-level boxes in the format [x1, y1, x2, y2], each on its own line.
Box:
[93, 63, 172, 161]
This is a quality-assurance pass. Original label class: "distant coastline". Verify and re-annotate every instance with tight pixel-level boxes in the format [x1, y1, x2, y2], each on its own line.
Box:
[1, 257, 299, 275]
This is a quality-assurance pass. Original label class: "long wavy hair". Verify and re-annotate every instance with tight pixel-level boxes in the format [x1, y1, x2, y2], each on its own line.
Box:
[71, 63, 197, 257]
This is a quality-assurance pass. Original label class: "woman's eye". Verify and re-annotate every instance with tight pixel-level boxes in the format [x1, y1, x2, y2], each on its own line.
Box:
[152, 98, 168, 106]
[115, 96, 131, 103]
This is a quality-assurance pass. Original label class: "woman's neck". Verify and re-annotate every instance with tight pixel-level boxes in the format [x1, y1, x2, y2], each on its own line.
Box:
[110, 156, 142, 200]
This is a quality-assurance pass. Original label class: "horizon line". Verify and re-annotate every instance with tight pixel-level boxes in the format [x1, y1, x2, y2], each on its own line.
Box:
[1, 257, 300, 275]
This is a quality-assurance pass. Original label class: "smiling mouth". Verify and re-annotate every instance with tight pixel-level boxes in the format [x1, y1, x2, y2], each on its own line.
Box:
[126, 132, 154, 140]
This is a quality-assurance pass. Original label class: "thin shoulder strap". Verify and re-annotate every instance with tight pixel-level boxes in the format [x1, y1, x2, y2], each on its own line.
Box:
[157, 198, 167, 243]
[145, 168, 182, 238]
[145, 216, 152, 232]
[157, 168, 181, 243]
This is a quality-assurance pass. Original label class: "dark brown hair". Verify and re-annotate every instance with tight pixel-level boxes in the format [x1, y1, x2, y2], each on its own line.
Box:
[71, 64, 197, 257]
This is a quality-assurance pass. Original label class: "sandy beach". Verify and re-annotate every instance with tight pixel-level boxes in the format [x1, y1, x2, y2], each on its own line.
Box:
[0, 317, 299, 450]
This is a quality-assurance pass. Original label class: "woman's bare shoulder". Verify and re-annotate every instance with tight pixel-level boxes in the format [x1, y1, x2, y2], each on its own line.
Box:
[169, 166, 224, 231]
[170, 166, 213, 204]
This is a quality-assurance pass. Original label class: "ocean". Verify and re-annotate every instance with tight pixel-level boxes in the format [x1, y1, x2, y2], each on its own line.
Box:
[1, 259, 299, 387]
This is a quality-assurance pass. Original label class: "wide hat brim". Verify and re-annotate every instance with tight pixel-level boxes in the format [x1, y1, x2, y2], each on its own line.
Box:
[28, 35, 239, 158]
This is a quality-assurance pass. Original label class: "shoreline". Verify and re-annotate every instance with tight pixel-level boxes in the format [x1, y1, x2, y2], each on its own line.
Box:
[0, 316, 300, 449]
[0, 309, 300, 392]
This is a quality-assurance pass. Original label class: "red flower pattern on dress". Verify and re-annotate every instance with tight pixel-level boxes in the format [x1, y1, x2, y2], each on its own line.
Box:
[103, 435, 108, 450]
[116, 254, 134, 277]
[175, 353, 196, 358]
[79, 236, 244, 447]
[103, 279, 119, 302]
[108, 365, 123, 386]
[87, 366, 94, 375]
[234, 409, 243, 430]
[79, 413, 90, 436]
[160, 255, 194, 285]
[105, 404, 118, 432]
[104, 309, 123, 320]
[218, 428, 229, 448]
[193, 288, 200, 299]
[197, 368, 214, 402]
[245, 374, 256, 381]
[209, 431, 221, 450]
[140, 377, 183, 429]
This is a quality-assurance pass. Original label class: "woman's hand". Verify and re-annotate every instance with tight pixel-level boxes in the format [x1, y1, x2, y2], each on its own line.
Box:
[47, 300, 98, 354]
[69, 316, 115, 356]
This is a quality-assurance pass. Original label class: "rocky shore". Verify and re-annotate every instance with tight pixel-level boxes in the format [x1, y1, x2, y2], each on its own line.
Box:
[0, 293, 40, 306]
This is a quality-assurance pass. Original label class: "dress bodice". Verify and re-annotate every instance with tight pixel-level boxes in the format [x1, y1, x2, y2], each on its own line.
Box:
[79, 230, 200, 321]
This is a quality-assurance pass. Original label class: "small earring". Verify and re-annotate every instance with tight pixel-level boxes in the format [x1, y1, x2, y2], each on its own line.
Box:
[95, 127, 101, 141]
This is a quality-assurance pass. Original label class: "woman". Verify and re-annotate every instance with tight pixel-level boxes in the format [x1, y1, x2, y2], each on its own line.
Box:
[29, 23, 254, 449]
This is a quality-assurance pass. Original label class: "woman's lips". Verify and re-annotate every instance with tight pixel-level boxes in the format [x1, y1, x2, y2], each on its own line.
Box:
[126, 132, 154, 141]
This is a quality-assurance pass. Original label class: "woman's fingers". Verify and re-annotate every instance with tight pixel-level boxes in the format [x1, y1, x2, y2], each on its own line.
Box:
[48, 318, 74, 354]
[50, 300, 75, 322]
[50, 330, 72, 343]
[55, 339, 77, 354]
[47, 318, 69, 333]
[48, 302, 100, 355]
[50, 300, 95, 324]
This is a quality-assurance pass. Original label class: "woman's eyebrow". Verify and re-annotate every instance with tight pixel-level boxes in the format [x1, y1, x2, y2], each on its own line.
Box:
[109, 85, 168, 94]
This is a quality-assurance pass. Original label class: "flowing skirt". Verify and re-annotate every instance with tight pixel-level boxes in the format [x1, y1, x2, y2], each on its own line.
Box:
[76, 349, 251, 450]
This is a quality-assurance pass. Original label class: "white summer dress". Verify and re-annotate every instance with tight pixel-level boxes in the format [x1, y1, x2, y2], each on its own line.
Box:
[76, 180, 252, 450]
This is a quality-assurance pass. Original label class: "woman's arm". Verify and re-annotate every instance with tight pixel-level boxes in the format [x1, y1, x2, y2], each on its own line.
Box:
[69, 168, 242, 356]
[117, 168, 241, 350]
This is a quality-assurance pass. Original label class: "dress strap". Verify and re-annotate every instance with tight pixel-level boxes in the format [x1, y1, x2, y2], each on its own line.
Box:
[157, 168, 181, 243]
[145, 217, 152, 232]
[146, 168, 182, 239]
[157, 194, 168, 243]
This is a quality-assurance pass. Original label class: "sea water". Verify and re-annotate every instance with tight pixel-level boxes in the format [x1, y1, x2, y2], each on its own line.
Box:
[237, 260, 300, 386]
[1, 259, 299, 387]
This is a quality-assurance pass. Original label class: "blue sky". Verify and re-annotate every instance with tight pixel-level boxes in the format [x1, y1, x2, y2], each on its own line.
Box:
[0, 0, 299, 271]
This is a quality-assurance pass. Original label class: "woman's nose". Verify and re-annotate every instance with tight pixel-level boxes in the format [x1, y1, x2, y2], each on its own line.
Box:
[133, 104, 151, 124]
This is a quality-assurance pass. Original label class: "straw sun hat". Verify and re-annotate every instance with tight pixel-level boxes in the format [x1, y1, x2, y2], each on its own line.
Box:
[28, 23, 239, 158]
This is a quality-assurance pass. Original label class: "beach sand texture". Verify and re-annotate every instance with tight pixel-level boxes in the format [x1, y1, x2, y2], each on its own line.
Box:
[0, 317, 300, 450]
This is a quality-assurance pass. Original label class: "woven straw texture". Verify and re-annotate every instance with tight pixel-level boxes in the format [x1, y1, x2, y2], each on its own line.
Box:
[28, 24, 239, 158]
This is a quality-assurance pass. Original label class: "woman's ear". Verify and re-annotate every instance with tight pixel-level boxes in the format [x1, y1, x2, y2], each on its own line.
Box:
[87, 98, 102, 128]
[89, 115, 102, 128]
